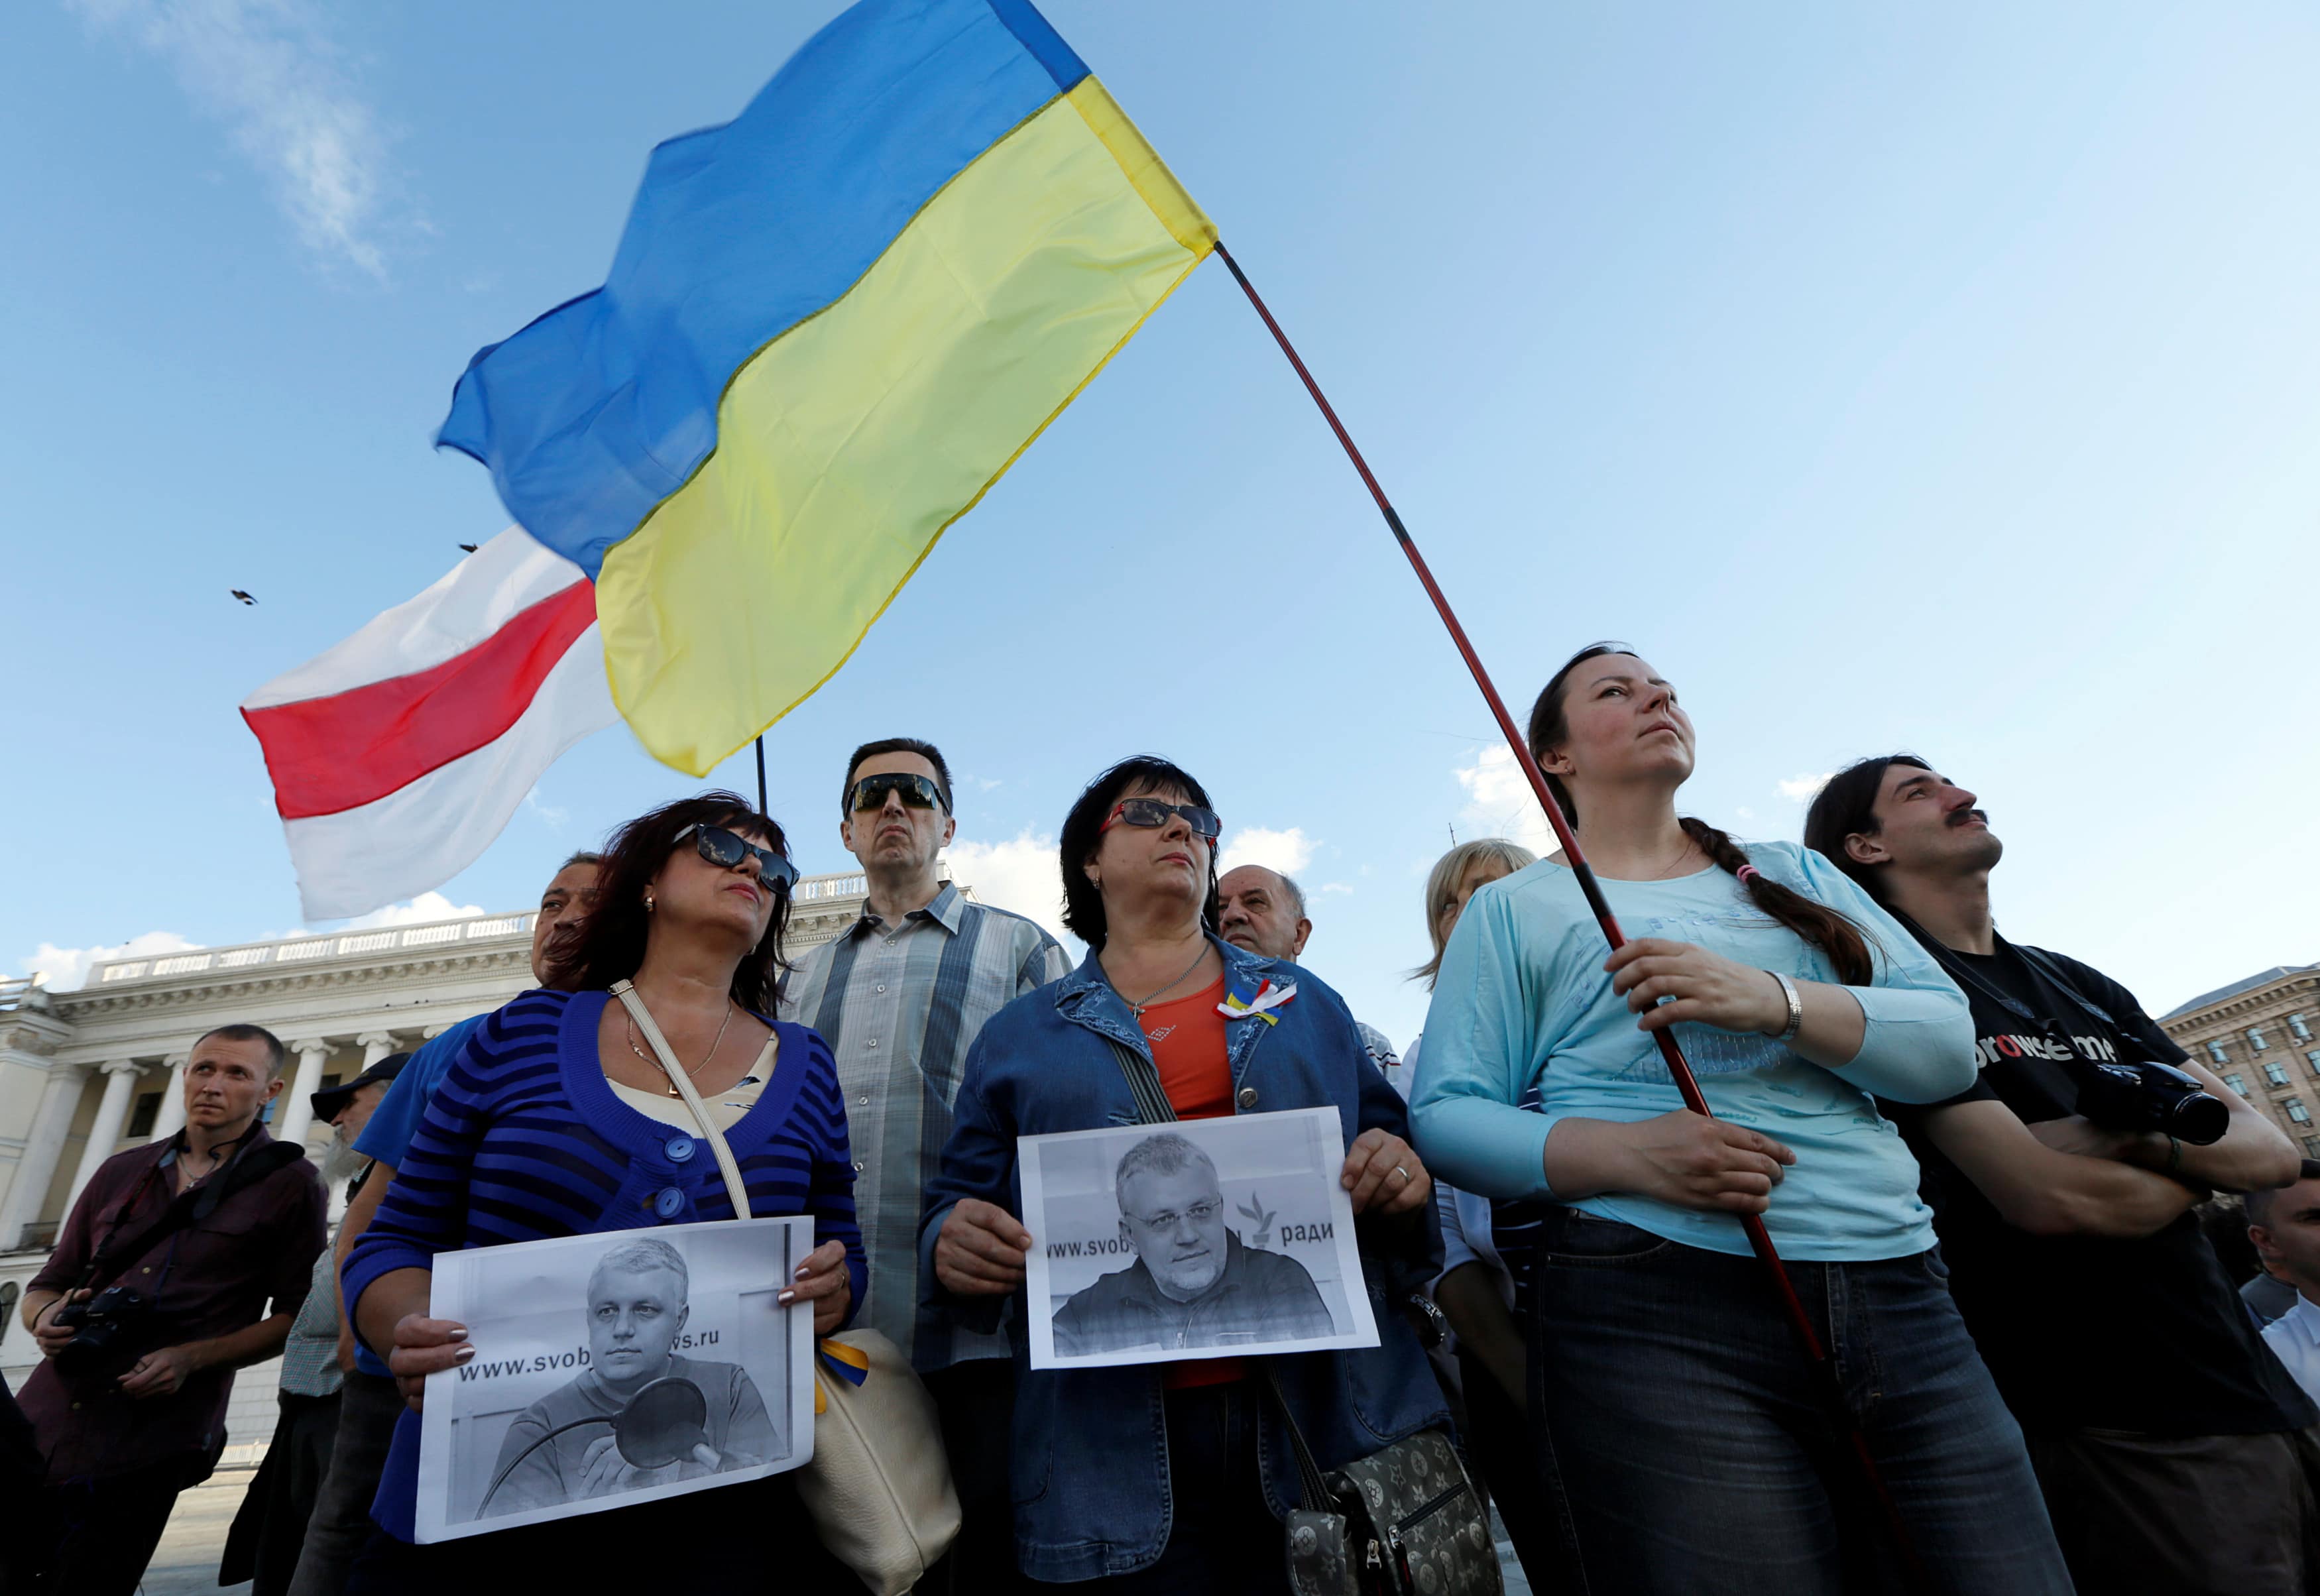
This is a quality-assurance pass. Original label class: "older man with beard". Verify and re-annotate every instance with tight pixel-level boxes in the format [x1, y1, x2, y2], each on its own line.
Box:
[284, 851, 601, 1596]
[221, 1053, 403, 1595]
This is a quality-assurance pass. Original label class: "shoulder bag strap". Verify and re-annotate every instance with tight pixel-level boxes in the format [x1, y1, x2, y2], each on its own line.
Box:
[1103, 1032, 1332, 1512]
[2008, 942, 2125, 1031]
[610, 980, 754, 1220]
[1104, 1036, 1179, 1127]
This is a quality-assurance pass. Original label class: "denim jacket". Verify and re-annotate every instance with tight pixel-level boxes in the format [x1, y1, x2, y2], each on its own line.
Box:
[918, 937, 1448, 1582]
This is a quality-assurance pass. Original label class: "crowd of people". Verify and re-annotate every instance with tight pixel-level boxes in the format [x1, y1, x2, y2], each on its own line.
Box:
[11, 643, 2319, 1595]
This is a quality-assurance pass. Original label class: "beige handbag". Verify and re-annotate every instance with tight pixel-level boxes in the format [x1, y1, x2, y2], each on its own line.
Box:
[611, 982, 962, 1593]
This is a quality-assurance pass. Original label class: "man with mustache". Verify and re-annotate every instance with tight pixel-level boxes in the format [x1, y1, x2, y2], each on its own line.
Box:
[1053, 1132, 1334, 1357]
[286, 852, 601, 1596]
[1806, 757, 2313, 1595]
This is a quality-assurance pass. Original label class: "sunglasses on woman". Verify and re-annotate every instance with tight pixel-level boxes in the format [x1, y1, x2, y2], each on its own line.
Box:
[675, 823, 799, 893]
[1100, 798, 1222, 839]
[849, 773, 947, 813]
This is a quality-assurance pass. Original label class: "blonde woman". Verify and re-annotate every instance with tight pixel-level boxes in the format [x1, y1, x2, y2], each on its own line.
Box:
[1403, 839, 1542, 1583]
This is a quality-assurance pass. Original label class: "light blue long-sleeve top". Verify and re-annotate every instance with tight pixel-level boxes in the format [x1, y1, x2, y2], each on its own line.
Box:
[1410, 841, 1973, 1262]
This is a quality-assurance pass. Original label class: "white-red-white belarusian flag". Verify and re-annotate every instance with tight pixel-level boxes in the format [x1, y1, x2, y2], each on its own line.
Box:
[241, 527, 618, 920]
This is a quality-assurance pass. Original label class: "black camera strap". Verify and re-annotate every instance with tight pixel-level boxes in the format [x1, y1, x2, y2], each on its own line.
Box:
[1887, 909, 2128, 1049]
[76, 1133, 306, 1299]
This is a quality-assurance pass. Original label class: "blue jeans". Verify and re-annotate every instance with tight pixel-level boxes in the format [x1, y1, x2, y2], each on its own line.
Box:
[1525, 1210, 2070, 1595]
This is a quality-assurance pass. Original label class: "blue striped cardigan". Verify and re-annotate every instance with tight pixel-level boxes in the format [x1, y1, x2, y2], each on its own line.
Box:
[343, 986, 865, 1540]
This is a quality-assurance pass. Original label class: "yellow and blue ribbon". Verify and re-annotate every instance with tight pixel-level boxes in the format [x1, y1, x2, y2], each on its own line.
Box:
[813, 1337, 872, 1415]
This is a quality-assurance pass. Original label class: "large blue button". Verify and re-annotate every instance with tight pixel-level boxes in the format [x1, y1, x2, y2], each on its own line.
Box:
[666, 1136, 695, 1164]
[652, 1187, 685, 1220]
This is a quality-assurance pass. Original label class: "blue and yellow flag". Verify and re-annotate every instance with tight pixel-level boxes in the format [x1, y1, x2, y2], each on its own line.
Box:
[438, 0, 1214, 775]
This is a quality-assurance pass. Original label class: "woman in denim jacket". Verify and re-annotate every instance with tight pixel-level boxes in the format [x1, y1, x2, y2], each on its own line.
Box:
[920, 756, 1450, 1593]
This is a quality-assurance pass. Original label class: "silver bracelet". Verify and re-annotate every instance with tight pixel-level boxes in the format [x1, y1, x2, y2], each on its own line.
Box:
[1770, 972, 1804, 1044]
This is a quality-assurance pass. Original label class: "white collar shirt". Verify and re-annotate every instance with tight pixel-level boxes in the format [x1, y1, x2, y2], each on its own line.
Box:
[2260, 1292, 2320, 1408]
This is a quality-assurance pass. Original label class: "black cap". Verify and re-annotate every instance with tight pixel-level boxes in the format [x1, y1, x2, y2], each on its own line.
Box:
[311, 1052, 411, 1125]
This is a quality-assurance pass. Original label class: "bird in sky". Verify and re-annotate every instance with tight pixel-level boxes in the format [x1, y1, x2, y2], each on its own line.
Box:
[457, 543, 478, 553]
[229, 589, 257, 605]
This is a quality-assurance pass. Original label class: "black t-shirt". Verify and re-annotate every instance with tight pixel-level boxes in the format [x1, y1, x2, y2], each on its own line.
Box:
[1883, 937, 2313, 1438]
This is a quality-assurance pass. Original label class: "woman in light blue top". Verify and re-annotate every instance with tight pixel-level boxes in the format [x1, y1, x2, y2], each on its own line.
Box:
[1411, 644, 2069, 1595]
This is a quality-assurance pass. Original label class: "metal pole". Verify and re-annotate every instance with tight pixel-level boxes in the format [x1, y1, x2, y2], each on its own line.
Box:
[1210, 237, 1920, 1577]
[754, 736, 768, 816]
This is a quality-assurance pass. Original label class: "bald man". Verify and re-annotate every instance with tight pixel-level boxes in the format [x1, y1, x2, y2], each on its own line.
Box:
[1216, 865, 1399, 1080]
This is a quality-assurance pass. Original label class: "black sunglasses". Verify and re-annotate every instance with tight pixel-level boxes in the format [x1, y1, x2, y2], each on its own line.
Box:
[850, 773, 947, 814]
[675, 823, 799, 894]
[1101, 798, 1222, 839]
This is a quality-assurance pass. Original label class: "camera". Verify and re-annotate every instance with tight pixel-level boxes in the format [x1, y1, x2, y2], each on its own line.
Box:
[2077, 1058, 2229, 1147]
[50, 1285, 154, 1374]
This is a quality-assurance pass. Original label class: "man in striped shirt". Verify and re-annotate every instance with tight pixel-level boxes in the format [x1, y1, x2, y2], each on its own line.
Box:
[780, 736, 1069, 1594]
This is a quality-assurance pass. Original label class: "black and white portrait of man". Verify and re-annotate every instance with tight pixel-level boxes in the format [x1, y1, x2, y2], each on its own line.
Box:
[483, 1236, 776, 1514]
[1051, 1131, 1336, 1357]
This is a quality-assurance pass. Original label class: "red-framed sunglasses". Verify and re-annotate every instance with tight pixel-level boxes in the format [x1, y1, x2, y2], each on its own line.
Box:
[1100, 798, 1222, 840]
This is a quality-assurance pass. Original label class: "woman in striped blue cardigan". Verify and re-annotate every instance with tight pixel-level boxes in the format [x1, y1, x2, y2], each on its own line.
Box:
[343, 791, 865, 1589]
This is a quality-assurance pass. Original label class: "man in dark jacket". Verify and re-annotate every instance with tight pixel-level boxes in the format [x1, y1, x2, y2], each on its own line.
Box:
[18, 1023, 325, 1596]
[1053, 1131, 1334, 1355]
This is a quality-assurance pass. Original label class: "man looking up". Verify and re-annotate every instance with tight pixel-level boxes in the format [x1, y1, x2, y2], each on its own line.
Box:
[1217, 864, 1400, 1080]
[20, 1025, 325, 1596]
[780, 736, 1069, 1595]
[2249, 1163, 2320, 1406]
[287, 852, 601, 1596]
[1806, 757, 2312, 1595]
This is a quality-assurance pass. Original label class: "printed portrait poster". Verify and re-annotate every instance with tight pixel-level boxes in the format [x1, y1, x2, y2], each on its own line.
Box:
[1020, 1106, 1379, 1371]
[416, 1216, 816, 1542]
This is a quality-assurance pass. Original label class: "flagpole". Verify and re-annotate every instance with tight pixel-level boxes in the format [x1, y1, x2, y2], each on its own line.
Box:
[755, 736, 768, 816]
[1208, 239, 1921, 1577]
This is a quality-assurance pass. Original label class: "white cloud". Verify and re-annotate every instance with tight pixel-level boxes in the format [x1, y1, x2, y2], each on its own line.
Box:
[1452, 744, 1557, 855]
[522, 787, 569, 829]
[1318, 882, 1354, 896]
[1219, 826, 1316, 877]
[339, 892, 486, 931]
[943, 831, 1068, 945]
[20, 930, 202, 992]
[72, 0, 407, 278]
[1776, 771, 1834, 803]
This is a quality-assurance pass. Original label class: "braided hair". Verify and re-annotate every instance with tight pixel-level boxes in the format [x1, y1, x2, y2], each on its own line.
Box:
[1527, 644, 1876, 987]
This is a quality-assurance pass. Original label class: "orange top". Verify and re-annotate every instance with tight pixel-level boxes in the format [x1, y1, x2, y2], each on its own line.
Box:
[1135, 976, 1243, 1388]
[1143, 976, 1232, 1121]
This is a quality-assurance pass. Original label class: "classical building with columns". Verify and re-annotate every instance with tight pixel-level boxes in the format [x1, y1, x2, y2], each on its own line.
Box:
[0, 870, 887, 1453]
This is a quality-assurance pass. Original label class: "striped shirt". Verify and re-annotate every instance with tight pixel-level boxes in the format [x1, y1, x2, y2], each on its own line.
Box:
[781, 882, 1069, 1368]
[343, 986, 864, 1540]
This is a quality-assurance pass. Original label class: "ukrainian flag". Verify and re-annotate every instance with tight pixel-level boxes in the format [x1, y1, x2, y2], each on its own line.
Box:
[439, 0, 1213, 775]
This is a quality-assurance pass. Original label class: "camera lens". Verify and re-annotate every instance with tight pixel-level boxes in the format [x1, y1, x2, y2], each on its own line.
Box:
[2169, 1090, 2230, 1147]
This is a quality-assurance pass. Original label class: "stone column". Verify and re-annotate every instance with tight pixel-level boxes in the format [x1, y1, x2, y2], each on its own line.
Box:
[357, 1032, 399, 1070]
[0, 1063, 89, 1249]
[62, 1060, 144, 1219]
[276, 1039, 333, 1153]
[148, 1053, 192, 1141]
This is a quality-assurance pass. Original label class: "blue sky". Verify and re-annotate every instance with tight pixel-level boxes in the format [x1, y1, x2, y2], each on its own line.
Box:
[5, 0, 2315, 1048]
